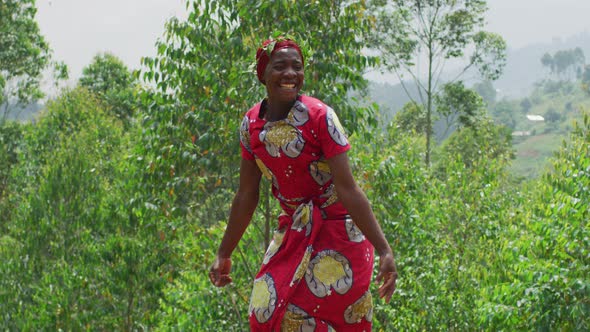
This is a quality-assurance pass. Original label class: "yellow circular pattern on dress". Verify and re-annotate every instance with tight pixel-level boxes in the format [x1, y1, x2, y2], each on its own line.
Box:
[306, 250, 353, 297]
[266, 123, 298, 147]
[344, 291, 373, 324]
[313, 256, 346, 285]
[316, 161, 330, 173]
[251, 279, 271, 308]
[250, 274, 277, 323]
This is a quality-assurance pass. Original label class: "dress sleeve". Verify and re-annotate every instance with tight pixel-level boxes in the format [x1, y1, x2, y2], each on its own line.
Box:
[318, 106, 350, 159]
[239, 115, 255, 160]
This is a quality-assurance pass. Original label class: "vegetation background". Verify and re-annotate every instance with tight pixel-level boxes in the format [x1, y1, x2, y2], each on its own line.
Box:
[1, 0, 588, 330]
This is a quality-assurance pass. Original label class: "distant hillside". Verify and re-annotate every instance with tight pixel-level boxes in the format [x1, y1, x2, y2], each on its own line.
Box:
[366, 31, 590, 102]
[495, 31, 590, 98]
[365, 72, 590, 180]
[1, 103, 44, 122]
[364, 81, 413, 122]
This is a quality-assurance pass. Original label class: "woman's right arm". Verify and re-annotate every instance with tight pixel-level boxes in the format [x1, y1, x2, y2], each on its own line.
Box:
[210, 158, 262, 287]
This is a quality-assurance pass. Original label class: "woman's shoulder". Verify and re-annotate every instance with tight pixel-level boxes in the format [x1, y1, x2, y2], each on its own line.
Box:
[244, 101, 263, 119]
[299, 95, 330, 117]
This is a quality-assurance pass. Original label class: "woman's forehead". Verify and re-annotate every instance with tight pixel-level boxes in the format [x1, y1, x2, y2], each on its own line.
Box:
[271, 48, 302, 62]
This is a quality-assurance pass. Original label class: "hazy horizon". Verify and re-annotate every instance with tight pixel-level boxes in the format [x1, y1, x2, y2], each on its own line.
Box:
[35, 0, 590, 85]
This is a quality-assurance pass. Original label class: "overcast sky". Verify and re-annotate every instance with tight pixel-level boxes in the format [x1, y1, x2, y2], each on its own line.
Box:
[36, 0, 590, 83]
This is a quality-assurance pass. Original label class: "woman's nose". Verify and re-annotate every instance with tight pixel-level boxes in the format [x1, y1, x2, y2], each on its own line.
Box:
[283, 66, 297, 78]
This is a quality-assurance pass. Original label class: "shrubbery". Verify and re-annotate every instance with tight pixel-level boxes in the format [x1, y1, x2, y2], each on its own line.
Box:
[1, 1, 588, 329]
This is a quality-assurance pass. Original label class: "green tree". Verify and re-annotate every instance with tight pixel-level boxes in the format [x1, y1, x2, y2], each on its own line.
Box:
[473, 80, 496, 105]
[520, 97, 532, 114]
[369, 0, 506, 165]
[544, 107, 561, 123]
[394, 101, 427, 133]
[542, 48, 586, 81]
[541, 52, 555, 75]
[137, 0, 378, 329]
[0, 0, 58, 119]
[137, 0, 376, 224]
[436, 116, 513, 170]
[79, 52, 137, 122]
[480, 112, 589, 330]
[582, 65, 590, 95]
[0, 88, 134, 330]
[435, 81, 486, 139]
[0, 121, 24, 222]
[490, 99, 518, 129]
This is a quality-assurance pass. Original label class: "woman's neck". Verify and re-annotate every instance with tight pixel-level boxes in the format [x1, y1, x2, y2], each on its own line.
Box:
[264, 98, 296, 121]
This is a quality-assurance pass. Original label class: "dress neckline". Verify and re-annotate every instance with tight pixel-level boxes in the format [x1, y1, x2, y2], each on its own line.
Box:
[258, 95, 302, 123]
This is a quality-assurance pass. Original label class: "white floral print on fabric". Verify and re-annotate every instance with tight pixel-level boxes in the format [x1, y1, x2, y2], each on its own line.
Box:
[240, 115, 252, 153]
[263, 229, 285, 265]
[319, 184, 338, 209]
[291, 201, 313, 236]
[288, 100, 310, 126]
[309, 159, 332, 186]
[345, 216, 365, 243]
[326, 107, 348, 147]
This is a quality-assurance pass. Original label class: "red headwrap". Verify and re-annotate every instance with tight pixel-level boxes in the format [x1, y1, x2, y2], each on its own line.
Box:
[256, 38, 304, 84]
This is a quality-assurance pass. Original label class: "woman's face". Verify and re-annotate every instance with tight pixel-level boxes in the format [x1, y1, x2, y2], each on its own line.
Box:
[263, 48, 304, 103]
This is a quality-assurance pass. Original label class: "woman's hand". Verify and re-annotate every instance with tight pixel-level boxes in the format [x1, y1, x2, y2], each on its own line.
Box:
[209, 256, 233, 287]
[375, 252, 397, 303]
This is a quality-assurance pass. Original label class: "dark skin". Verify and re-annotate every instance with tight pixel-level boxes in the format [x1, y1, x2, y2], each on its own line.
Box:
[209, 47, 397, 303]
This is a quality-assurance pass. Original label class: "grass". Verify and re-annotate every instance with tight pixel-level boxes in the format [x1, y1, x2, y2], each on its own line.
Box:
[501, 82, 589, 180]
[509, 132, 564, 179]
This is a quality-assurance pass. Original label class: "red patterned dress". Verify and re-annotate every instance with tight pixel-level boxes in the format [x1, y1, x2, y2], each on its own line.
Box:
[240, 95, 374, 331]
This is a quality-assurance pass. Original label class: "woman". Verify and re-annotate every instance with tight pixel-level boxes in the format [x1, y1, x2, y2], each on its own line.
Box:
[209, 37, 397, 331]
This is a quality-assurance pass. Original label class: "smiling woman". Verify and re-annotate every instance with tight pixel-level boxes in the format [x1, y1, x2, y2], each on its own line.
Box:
[209, 37, 397, 331]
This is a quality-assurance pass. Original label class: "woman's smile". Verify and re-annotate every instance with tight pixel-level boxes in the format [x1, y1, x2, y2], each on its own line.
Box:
[264, 48, 304, 104]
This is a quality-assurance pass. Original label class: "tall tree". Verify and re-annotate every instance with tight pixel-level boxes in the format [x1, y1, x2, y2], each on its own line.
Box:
[79, 52, 137, 122]
[0, 0, 59, 119]
[137, 0, 376, 216]
[435, 81, 486, 139]
[473, 80, 496, 105]
[369, 0, 506, 164]
[136, 0, 377, 263]
[541, 53, 555, 75]
[542, 48, 586, 81]
[582, 65, 590, 95]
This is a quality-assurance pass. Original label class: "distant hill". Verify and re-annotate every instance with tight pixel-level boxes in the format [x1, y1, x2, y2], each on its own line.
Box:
[494, 31, 590, 98]
[1, 103, 44, 122]
[363, 81, 414, 122]
[366, 31, 590, 102]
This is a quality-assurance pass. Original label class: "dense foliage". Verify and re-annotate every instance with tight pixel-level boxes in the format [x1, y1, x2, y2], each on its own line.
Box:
[79, 53, 138, 124]
[368, 0, 507, 164]
[0, 0, 67, 119]
[1, 0, 588, 330]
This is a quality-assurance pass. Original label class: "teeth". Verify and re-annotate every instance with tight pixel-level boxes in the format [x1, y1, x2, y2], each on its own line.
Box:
[280, 84, 295, 88]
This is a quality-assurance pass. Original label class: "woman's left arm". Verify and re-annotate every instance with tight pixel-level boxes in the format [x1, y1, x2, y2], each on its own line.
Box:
[327, 152, 398, 303]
